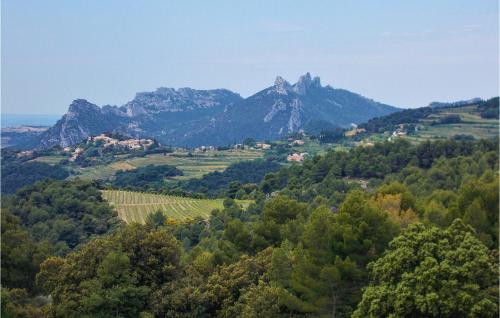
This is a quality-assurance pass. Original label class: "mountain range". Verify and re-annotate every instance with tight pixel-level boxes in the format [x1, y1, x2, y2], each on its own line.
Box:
[38, 73, 399, 148]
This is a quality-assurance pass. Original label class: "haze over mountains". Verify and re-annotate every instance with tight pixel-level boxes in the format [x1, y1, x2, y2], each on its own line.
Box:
[38, 73, 399, 148]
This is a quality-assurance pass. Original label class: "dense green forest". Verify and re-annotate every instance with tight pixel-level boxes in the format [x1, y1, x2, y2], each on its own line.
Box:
[478, 97, 500, 119]
[112, 164, 183, 190]
[1, 159, 69, 194]
[1, 138, 498, 317]
[2, 180, 121, 297]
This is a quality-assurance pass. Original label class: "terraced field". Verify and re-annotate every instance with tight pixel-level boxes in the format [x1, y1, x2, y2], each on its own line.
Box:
[412, 107, 499, 140]
[76, 149, 263, 181]
[102, 190, 252, 223]
[30, 155, 67, 164]
[361, 104, 499, 144]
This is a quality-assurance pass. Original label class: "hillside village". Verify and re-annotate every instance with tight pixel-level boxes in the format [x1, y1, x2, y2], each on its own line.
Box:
[63, 134, 156, 161]
[87, 134, 155, 149]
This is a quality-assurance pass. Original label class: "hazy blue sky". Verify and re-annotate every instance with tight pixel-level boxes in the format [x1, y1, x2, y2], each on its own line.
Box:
[2, 0, 498, 114]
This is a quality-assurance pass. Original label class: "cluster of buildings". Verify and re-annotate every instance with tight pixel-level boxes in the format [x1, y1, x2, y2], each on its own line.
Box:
[232, 142, 272, 150]
[194, 145, 216, 152]
[388, 124, 407, 141]
[60, 134, 155, 161]
[61, 146, 84, 161]
[67, 147, 84, 161]
[285, 137, 307, 161]
[192, 142, 274, 153]
[87, 134, 154, 150]
[287, 152, 308, 162]
[391, 126, 407, 137]
[16, 150, 34, 158]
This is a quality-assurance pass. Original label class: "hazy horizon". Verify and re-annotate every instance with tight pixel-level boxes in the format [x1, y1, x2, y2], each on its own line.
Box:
[1, 113, 61, 128]
[2, 0, 499, 115]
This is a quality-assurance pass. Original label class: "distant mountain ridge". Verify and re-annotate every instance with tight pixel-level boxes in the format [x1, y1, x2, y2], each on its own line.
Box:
[37, 73, 399, 148]
[428, 97, 483, 109]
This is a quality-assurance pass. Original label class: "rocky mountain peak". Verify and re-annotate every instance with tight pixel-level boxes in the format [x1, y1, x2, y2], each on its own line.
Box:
[67, 99, 100, 114]
[293, 72, 321, 95]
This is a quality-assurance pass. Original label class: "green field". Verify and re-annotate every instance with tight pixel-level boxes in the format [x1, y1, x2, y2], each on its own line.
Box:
[72, 149, 264, 181]
[102, 190, 252, 223]
[30, 155, 67, 164]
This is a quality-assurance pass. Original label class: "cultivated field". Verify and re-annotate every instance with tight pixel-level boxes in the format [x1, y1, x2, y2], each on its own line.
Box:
[408, 108, 498, 142]
[102, 190, 252, 223]
[76, 149, 263, 181]
[30, 155, 68, 164]
[362, 104, 499, 144]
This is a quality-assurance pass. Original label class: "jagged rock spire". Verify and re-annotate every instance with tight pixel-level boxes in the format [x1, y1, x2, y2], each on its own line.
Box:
[273, 73, 322, 95]
[294, 72, 321, 95]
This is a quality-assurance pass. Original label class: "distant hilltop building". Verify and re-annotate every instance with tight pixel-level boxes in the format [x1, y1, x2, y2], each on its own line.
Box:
[291, 139, 305, 146]
[287, 152, 308, 162]
[194, 145, 216, 152]
[345, 128, 366, 137]
[256, 142, 271, 150]
[233, 144, 244, 150]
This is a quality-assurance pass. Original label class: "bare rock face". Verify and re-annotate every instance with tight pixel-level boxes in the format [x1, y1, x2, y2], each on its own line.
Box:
[40, 99, 124, 148]
[273, 76, 292, 95]
[37, 73, 399, 148]
[292, 72, 321, 95]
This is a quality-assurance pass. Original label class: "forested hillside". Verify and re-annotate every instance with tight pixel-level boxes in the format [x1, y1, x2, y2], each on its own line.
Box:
[1, 180, 121, 302]
[1, 149, 70, 194]
[2, 137, 498, 317]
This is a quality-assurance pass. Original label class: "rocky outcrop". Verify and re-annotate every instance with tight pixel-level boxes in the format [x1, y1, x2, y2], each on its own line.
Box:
[40, 99, 125, 148]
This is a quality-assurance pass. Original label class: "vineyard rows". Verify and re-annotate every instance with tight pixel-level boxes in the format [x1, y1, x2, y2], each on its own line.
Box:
[102, 190, 250, 223]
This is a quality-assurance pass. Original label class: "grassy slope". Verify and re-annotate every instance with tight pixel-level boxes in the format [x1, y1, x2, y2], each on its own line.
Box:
[102, 190, 252, 224]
